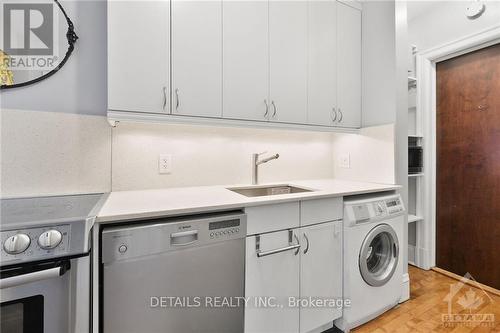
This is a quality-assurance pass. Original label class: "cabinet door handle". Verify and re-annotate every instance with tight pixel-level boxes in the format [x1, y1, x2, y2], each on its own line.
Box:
[303, 233, 310, 254]
[293, 233, 300, 255]
[255, 230, 300, 258]
[338, 108, 343, 122]
[162, 86, 167, 111]
[331, 107, 337, 122]
[175, 88, 180, 112]
[271, 101, 277, 118]
[264, 99, 269, 118]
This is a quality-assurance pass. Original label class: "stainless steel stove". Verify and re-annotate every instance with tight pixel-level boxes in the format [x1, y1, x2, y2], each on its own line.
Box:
[0, 193, 107, 333]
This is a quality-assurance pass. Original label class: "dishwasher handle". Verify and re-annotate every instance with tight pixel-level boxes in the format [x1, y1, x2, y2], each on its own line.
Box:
[170, 230, 199, 246]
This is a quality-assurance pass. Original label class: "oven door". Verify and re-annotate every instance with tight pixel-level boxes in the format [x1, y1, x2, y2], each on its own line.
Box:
[0, 256, 90, 333]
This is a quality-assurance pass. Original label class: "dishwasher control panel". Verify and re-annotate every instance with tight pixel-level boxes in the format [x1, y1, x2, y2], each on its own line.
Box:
[209, 219, 241, 239]
[101, 211, 246, 264]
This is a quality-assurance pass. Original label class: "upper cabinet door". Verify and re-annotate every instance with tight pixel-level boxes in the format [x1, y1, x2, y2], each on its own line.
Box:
[223, 1, 269, 122]
[108, 1, 169, 113]
[299, 221, 343, 333]
[308, 0, 337, 127]
[171, 0, 222, 118]
[269, 1, 308, 124]
[337, 2, 362, 128]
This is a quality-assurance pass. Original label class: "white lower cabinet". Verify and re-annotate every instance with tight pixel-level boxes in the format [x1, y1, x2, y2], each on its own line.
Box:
[245, 221, 342, 333]
[245, 229, 300, 333]
[299, 221, 342, 333]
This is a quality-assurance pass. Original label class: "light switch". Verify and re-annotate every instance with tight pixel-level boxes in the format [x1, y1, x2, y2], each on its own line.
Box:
[159, 154, 172, 174]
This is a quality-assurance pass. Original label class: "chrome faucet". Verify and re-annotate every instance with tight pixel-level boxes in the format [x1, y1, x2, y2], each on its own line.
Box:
[252, 152, 280, 185]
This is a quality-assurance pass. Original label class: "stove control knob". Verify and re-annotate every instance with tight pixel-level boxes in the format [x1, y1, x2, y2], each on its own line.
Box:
[3, 234, 31, 254]
[38, 230, 63, 250]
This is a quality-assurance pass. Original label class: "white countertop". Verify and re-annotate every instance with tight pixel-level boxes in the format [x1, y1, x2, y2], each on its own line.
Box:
[96, 179, 400, 223]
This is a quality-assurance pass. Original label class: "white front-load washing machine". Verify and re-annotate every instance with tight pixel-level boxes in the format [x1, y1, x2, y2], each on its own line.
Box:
[335, 193, 405, 332]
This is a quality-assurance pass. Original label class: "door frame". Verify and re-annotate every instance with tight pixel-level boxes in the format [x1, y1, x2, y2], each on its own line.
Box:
[416, 25, 500, 270]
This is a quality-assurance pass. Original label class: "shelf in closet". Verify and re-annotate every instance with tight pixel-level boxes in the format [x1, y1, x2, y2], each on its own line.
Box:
[408, 76, 417, 88]
[408, 173, 424, 178]
[408, 214, 424, 223]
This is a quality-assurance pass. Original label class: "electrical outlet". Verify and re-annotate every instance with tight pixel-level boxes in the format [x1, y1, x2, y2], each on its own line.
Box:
[159, 154, 172, 174]
[339, 153, 350, 169]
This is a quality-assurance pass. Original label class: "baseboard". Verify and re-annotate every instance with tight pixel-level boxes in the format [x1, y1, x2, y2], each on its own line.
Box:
[431, 267, 500, 297]
[399, 273, 410, 303]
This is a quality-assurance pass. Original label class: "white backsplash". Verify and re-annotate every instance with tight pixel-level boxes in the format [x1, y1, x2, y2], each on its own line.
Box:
[111, 122, 335, 191]
[1, 109, 395, 196]
[1, 109, 112, 197]
[332, 123, 396, 184]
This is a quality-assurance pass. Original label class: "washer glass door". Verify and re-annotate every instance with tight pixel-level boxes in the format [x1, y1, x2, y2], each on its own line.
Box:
[359, 224, 399, 287]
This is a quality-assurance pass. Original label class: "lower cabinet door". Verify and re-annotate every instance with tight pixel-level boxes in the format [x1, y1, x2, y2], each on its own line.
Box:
[245, 229, 300, 333]
[299, 221, 342, 333]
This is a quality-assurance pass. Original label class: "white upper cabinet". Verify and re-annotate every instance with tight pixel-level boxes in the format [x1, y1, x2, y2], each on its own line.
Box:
[222, 1, 269, 121]
[269, 1, 308, 124]
[337, 2, 362, 128]
[307, 0, 337, 127]
[108, 0, 363, 130]
[108, 1, 169, 113]
[171, 0, 222, 118]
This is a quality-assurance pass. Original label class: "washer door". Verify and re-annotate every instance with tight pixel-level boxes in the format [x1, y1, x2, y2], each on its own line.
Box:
[359, 224, 399, 287]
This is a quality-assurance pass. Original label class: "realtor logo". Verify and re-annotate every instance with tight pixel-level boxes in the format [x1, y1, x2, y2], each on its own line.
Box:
[3, 3, 53, 55]
[1, 1, 59, 71]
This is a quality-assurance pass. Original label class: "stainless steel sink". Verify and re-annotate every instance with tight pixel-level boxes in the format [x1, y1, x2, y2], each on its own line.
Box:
[227, 185, 314, 197]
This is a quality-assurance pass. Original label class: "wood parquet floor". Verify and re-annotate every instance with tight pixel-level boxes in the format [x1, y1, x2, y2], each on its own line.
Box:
[352, 266, 500, 333]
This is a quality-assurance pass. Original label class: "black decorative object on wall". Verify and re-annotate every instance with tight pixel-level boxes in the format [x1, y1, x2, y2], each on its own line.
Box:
[0, 0, 78, 90]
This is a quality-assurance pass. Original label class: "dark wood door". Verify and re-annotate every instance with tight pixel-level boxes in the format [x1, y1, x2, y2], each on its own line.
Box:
[437, 43, 500, 290]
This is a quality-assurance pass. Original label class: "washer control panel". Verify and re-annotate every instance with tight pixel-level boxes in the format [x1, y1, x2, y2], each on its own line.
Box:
[1, 225, 70, 265]
[384, 197, 404, 215]
[345, 194, 405, 226]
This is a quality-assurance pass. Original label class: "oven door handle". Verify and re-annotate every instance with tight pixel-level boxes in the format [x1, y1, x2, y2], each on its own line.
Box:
[0, 267, 62, 289]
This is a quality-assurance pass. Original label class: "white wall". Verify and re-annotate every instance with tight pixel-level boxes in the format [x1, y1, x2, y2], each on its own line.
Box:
[1, 0, 107, 116]
[0, 109, 112, 197]
[111, 122, 335, 191]
[408, 1, 500, 51]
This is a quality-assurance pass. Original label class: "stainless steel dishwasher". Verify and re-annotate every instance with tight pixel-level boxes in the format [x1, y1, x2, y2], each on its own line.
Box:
[100, 211, 246, 333]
